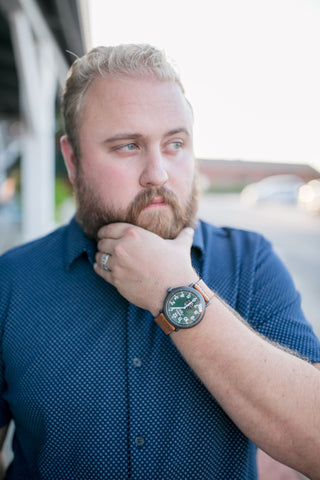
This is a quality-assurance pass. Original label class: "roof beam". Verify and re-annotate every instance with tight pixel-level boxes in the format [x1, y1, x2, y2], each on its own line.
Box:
[54, 0, 85, 57]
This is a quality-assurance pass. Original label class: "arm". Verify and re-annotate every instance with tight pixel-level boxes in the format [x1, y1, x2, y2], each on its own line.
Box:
[94, 223, 320, 479]
[170, 297, 320, 478]
[0, 425, 9, 480]
[257, 449, 302, 480]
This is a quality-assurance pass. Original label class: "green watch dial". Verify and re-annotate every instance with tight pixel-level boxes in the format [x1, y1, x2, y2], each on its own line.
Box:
[163, 286, 206, 329]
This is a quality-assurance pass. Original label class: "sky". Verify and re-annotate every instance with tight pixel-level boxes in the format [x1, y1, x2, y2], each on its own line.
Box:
[87, 0, 320, 169]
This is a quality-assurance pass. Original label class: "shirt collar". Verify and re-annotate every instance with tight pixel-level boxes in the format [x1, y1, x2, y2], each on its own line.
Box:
[192, 219, 205, 255]
[63, 216, 97, 270]
[63, 216, 206, 270]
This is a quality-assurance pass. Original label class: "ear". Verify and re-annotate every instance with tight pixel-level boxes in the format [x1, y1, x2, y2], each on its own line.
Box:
[60, 135, 77, 185]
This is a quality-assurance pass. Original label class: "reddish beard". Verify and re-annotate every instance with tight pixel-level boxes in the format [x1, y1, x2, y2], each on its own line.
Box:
[74, 174, 198, 240]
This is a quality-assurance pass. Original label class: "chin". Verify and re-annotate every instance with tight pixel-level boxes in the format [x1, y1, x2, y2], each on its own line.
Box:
[137, 210, 185, 239]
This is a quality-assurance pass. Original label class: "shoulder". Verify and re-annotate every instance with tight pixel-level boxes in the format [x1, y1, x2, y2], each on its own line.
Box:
[0, 225, 71, 325]
[198, 219, 289, 286]
[195, 219, 286, 312]
[0, 224, 67, 260]
[0, 224, 68, 280]
[196, 219, 270, 255]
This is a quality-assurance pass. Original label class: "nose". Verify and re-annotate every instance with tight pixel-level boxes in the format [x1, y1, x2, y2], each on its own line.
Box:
[139, 150, 169, 188]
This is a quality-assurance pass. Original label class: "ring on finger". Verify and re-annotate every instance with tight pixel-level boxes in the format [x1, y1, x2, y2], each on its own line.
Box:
[101, 253, 111, 271]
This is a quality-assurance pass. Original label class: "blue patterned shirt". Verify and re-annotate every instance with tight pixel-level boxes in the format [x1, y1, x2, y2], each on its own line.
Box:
[0, 217, 319, 479]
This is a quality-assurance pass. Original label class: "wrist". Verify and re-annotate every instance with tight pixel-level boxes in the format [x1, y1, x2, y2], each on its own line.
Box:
[151, 271, 199, 318]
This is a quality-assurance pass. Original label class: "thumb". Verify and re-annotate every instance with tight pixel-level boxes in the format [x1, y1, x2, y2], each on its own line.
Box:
[175, 227, 195, 248]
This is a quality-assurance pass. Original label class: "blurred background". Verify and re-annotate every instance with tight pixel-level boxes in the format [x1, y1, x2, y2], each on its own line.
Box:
[0, 0, 319, 339]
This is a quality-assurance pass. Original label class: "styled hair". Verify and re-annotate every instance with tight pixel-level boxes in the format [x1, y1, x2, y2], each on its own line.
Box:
[61, 44, 185, 161]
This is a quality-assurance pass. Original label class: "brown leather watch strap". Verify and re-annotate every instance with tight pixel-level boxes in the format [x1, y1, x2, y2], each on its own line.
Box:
[154, 312, 177, 335]
[193, 279, 213, 304]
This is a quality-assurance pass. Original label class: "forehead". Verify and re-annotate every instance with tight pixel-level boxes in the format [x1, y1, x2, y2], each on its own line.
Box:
[80, 75, 193, 136]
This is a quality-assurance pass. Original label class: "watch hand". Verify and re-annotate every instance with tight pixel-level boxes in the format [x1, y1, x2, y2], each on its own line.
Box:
[170, 301, 194, 311]
[184, 301, 193, 308]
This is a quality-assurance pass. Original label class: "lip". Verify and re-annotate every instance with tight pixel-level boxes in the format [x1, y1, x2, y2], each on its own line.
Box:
[146, 197, 167, 208]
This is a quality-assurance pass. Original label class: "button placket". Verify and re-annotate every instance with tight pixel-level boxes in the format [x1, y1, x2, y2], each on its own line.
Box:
[127, 304, 150, 466]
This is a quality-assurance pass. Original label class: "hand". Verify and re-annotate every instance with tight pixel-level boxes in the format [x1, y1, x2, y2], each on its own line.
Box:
[0, 453, 6, 480]
[94, 223, 198, 316]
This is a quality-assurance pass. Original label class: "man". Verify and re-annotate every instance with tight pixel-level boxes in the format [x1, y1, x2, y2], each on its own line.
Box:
[0, 44, 319, 479]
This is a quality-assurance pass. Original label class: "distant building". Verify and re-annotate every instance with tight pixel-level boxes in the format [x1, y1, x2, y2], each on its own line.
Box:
[198, 159, 319, 192]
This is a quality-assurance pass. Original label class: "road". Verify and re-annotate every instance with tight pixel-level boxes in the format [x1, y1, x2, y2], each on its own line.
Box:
[198, 193, 320, 339]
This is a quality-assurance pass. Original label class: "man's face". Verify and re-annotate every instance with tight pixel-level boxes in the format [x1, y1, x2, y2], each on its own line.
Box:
[70, 75, 198, 239]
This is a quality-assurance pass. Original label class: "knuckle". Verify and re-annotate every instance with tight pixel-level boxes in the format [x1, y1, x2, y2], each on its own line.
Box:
[97, 240, 105, 251]
[126, 226, 140, 240]
[113, 244, 126, 259]
[97, 226, 107, 239]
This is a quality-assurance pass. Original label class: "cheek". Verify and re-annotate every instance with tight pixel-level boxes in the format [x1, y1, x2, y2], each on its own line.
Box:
[170, 157, 195, 195]
[85, 162, 139, 204]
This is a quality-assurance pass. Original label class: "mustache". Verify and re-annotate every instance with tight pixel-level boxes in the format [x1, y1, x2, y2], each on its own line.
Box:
[126, 186, 180, 222]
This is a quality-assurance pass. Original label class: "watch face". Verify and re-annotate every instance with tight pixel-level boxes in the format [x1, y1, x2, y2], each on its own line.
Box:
[163, 286, 206, 329]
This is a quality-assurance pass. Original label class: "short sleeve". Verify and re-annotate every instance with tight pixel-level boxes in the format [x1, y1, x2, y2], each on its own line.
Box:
[248, 236, 320, 363]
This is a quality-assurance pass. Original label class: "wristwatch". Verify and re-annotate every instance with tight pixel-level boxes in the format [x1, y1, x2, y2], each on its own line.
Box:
[154, 279, 213, 335]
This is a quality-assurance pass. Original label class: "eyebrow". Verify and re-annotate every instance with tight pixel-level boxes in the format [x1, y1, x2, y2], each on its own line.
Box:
[104, 127, 190, 144]
[104, 132, 143, 143]
[165, 127, 190, 137]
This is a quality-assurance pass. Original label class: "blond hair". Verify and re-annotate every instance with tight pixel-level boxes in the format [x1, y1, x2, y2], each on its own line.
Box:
[61, 44, 185, 161]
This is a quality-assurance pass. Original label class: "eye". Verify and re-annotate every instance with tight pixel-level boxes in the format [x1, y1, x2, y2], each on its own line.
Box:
[117, 142, 138, 152]
[168, 140, 183, 151]
[111, 142, 141, 156]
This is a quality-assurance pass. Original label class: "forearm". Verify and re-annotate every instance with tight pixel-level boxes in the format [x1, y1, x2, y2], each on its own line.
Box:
[171, 293, 320, 479]
[0, 454, 6, 480]
[0, 425, 8, 480]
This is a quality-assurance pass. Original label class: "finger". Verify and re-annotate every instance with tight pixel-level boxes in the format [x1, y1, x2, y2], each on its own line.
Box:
[93, 260, 112, 282]
[97, 238, 117, 254]
[97, 222, 134, 240]
[95, 252, 113, 273]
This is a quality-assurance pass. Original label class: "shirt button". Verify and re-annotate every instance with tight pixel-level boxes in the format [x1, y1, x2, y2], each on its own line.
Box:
[133, 357, 142, 367]
[134, 436, 145, 447]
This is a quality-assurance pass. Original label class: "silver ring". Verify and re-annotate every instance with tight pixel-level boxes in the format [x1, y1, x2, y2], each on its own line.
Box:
[101, 253, 111, 271]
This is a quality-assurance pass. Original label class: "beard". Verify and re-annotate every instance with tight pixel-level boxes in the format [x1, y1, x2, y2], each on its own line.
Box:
[73, 171, 199, 240]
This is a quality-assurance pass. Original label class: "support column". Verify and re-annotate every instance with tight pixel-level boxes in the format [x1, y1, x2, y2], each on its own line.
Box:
[10, 7, 57, 241]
